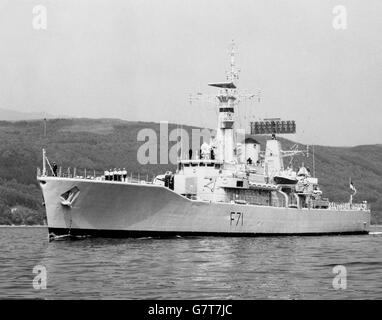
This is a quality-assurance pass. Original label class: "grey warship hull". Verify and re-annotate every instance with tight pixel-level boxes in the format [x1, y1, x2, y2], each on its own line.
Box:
[39, 177, 371, 238]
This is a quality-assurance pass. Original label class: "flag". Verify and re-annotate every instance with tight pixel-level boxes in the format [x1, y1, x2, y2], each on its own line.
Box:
[350, 179, 357, 194]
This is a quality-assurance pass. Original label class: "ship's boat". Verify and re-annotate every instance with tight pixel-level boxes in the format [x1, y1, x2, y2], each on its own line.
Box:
[273, 170, 298, 185]
[37, 43, 371, 239]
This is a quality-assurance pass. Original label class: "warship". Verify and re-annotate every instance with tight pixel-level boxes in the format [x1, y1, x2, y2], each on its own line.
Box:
[37, 44, 371, 239]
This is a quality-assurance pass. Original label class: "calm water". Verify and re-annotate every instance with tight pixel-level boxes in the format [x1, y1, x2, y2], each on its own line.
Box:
[0, 226, 381, 299]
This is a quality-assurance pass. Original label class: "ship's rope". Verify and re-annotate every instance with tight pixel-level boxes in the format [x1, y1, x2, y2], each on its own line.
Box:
[45, 155, 54, 176]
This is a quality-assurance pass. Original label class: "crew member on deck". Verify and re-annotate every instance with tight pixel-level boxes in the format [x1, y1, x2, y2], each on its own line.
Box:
[113, 168, 118, 181]
[117, 168, 122, 181]
[104, 169, 109, 181]
[52, 162, 58, 177]
[122, 168, 127, 182]
[189, 149, 193, 160]
[247, 157, 253, 165]
[210, 149, 215, 160]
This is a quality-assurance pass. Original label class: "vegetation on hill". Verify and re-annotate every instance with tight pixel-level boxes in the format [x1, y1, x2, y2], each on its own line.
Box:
[0, 118, 381, 225]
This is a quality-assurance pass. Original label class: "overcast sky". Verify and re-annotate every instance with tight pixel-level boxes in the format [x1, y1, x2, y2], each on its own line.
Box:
[0, 0, 381, 146]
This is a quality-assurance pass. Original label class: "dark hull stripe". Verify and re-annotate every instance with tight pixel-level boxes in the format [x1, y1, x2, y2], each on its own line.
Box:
[48, 227, 369, 239]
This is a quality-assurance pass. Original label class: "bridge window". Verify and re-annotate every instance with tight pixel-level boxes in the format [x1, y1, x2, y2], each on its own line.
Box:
[219, 107, 234, 113]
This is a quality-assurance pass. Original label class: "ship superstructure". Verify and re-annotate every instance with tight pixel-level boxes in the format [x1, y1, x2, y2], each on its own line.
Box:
[37, 44, 371, 239]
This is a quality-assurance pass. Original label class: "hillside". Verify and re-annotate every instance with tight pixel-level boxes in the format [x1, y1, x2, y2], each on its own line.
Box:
[0, 118, 381, 225]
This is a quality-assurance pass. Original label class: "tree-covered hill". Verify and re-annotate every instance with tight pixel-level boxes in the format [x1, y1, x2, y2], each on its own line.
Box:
[0, 118, 381, 225]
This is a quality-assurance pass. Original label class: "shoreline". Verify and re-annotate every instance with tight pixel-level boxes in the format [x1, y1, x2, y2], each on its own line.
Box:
[369, 225, 382, 232]
[0, 225, 47, 228]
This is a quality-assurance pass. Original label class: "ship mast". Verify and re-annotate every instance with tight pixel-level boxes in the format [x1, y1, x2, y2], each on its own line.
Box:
[208, 42, 238, 162]
[228, 40, 239, 83]
[190, 41, 260, 163]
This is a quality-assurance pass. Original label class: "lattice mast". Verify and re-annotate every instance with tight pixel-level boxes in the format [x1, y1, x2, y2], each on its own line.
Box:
[190, 41, 260, 163]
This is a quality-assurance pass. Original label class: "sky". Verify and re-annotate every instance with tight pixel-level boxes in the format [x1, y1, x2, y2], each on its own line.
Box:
[0, 0, 381, 146]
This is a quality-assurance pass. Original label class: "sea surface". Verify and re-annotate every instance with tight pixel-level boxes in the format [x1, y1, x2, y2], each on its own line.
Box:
[0, 226, 381, 300]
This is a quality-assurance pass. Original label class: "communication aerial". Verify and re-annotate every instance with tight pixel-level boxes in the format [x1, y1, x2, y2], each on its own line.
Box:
[189, 41, 261, 107]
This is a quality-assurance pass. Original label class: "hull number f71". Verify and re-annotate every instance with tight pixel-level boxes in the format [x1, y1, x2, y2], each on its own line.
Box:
[230, 211, 243, 226]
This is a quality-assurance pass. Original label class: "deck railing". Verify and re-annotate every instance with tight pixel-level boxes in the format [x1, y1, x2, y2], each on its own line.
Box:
[328, 201, 370, 211]
[37, 167, 154, 184]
